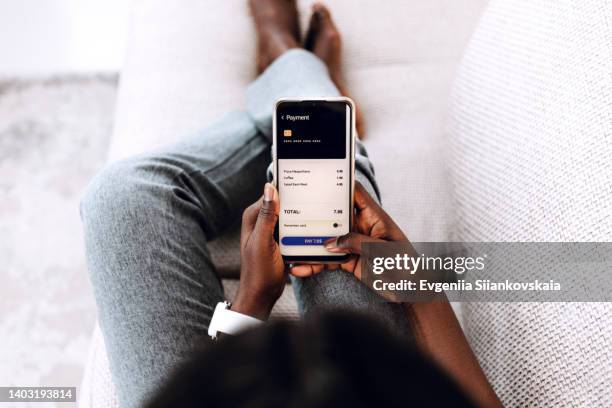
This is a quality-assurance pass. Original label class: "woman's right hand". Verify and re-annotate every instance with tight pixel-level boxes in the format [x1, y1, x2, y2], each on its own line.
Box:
[289, 182, 410, 280]
[291, 183, 502, 408]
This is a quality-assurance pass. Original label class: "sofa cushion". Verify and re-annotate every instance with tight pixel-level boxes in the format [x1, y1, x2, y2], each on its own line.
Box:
[448, 0, 612, 406]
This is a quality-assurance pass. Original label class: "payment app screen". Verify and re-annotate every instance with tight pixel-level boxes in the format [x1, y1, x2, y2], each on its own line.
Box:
[276, 101, 352, 257]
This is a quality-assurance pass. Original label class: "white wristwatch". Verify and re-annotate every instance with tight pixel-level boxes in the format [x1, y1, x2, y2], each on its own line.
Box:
[208, 301, 264, 340]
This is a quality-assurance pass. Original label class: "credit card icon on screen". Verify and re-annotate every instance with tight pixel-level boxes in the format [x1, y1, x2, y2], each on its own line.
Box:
[283, 129, 292, 137]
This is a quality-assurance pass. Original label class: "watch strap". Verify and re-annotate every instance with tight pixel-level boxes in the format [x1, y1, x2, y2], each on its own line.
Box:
[208, 301, 263, 339]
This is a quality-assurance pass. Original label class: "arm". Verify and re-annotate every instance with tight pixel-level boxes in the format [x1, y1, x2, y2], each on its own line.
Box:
[319, 182, 502, 408]
[235, 182, 501, 407]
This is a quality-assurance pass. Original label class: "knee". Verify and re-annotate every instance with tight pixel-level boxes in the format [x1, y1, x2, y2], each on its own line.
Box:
[80, 157, 145, 230]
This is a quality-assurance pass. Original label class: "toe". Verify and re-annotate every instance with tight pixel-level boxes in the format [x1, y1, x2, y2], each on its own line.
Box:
[304, 7, 321, 51]
[312, 4, 340, 47]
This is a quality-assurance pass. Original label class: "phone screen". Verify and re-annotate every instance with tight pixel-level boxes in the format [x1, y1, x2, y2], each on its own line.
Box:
[275, 100, 353, 261]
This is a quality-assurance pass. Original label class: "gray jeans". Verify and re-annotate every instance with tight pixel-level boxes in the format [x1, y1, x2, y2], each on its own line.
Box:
[81, 50, 409, 408]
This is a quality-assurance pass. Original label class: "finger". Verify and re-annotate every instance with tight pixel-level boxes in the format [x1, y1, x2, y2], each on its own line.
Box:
[241, 197, 262, 238]
[324, 232, 386, 254]
[354, 181, 382, 212]
[253, 183, 279, 236]
[325, 257, 360, 277]
[289, 264, 324, 277]
[353, 182, 406, 240]
[240, 183, 276, 239]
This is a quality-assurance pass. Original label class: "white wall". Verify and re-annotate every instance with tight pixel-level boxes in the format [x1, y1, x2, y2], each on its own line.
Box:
[0, 0, 130, 76]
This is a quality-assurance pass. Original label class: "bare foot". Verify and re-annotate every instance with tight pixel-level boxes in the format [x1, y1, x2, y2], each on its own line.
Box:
[304, 3, 364, 136]
[249, 0, 300, 73]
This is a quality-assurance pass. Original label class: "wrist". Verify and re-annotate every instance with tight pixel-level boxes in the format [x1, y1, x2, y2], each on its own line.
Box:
[232, 286, 279, 320]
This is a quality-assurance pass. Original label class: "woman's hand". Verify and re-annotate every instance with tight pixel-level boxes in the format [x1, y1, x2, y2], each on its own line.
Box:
[233, 183, 285, 320]
[289, 182, 502, 407]
[289, 182, 410, 279]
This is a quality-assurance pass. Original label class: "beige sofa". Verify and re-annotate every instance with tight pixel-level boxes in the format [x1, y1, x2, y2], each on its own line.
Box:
[80, 1, 612, 406]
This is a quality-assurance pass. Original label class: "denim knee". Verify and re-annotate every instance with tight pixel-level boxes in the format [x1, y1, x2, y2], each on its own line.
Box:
[80, 157, 146, 229]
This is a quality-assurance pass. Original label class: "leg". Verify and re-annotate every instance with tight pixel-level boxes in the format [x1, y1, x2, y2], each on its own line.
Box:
[83, 3, 305, 405]
[82, 46, 362, 407]
[81, 111, 269, 407]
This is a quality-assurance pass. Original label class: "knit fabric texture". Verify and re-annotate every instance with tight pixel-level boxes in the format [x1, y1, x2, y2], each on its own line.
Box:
[449, 0, 612, 406]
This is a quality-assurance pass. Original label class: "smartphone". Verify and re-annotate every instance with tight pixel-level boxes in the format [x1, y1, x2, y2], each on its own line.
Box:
[273, 97, 355, 263]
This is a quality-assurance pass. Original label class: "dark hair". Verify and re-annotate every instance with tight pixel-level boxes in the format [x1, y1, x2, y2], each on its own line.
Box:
[147, 310, 476, 408]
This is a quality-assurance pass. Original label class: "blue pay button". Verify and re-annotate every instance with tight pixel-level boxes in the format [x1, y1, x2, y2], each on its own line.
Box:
[281, 236, 334, 246]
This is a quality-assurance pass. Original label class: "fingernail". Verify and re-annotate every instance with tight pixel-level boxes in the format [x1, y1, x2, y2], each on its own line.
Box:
[264, 183, 274, 202]
[324, 237, 338, 249]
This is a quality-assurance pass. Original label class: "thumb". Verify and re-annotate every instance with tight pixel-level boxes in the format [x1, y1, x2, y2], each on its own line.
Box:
[324, 232, 386, 254]
[254, 183, 279, 236]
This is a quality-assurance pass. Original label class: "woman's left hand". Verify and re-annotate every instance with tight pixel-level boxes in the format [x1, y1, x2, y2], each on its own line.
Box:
[233, 183, 285, 320]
